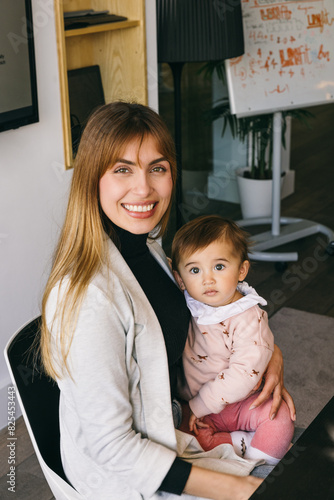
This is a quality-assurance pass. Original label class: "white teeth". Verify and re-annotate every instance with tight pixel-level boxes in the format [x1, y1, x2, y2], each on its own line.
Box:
[123, 203, 155, 212]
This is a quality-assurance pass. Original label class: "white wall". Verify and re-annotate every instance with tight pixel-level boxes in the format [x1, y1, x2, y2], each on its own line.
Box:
[0, 0, 73, 429]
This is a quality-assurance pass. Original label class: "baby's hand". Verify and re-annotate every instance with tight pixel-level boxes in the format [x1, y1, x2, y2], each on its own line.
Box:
[189, 410, 210, 435]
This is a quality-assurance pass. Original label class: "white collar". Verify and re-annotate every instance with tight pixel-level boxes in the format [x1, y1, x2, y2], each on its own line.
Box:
[184, 282, 267, 325]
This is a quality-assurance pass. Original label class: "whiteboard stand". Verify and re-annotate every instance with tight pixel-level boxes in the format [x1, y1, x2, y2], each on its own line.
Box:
[237, 112, 334, 263]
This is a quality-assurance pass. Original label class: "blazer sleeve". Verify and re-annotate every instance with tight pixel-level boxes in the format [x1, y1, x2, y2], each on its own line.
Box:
[47, 281, 177, 498]
[189, 307, 274, 418]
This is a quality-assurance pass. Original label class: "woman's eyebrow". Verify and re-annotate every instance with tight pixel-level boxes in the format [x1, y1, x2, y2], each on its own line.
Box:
[149, 156, 168, 165]
[115, 158, 135, 165]
[114, 156, 168, 166]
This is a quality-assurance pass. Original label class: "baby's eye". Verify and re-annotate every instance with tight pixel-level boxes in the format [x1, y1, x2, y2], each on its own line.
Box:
[190, 267, 200, 274]
[215, 264, 225, 271]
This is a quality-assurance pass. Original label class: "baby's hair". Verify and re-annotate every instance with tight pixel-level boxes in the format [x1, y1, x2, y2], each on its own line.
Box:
[171, 215, 250, 271]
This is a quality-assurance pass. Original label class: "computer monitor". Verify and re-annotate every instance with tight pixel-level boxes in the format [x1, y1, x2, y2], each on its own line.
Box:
[67, 65, 105, 154]
[0, 0, 39, 133]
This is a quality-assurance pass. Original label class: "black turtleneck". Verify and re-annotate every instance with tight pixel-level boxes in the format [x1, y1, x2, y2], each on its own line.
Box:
[111, 223, 190, 398]
[108, 222, 192, 495]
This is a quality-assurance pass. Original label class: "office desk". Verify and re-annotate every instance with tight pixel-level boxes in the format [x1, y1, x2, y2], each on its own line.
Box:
[251, 395, 334, 499]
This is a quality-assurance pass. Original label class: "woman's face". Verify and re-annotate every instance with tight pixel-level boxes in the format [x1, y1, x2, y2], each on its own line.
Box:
[99, 135, 173, 234]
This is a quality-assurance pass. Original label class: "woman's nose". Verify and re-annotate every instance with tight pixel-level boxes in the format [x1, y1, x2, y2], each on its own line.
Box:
[133, 172, 153, 196]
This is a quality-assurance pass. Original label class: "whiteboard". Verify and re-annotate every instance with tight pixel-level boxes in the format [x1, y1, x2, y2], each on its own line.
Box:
[225, 0, 334, 117]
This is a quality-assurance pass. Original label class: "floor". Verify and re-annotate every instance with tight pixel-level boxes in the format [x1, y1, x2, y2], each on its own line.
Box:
[1, 102, 333, 498]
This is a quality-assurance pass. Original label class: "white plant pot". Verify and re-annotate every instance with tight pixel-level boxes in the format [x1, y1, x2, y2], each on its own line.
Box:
[236, 168, 285, 219]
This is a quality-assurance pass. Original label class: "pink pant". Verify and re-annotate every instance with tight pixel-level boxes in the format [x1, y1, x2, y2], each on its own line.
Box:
[180, 393, 294, 459]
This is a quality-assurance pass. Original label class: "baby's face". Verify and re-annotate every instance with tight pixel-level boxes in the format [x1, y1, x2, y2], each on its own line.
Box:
[175, 240, 249, 307]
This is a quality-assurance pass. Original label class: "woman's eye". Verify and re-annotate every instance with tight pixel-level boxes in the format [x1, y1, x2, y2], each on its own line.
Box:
[190, 267, 200, 274]
[151, 165, 167, 173]
[215, 264, 225, 271]
[114, 166, 130, 174]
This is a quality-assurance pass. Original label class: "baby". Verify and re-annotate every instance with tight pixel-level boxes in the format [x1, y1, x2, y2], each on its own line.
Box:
[172, 215, 294, 465]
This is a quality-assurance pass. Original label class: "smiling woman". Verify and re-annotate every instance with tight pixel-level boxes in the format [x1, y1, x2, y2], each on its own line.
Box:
[99, 135, 173, 234]
[38, 102, 288, 500]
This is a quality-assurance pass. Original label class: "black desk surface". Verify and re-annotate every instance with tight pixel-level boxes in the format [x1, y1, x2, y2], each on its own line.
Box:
[251, 395, 334, 500]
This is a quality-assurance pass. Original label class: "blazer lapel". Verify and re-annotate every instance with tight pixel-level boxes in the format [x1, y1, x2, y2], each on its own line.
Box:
[106, 239, 177, 449]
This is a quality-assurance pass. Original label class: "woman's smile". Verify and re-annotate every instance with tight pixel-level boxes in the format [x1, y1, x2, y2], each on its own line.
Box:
[122, 202, 156, 213]
[121, 201, 158, 218]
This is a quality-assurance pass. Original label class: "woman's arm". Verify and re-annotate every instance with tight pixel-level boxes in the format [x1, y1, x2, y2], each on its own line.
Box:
[249, 344, 296, 421]
[47, 282, 177, 498]
[184, 466, 262, 500]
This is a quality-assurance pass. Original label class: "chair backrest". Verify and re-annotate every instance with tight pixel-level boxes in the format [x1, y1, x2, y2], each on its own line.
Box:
[4, 316, 82, 499]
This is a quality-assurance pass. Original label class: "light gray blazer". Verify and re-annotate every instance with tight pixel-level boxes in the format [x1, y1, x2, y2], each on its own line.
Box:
[46, 238, 256, 500]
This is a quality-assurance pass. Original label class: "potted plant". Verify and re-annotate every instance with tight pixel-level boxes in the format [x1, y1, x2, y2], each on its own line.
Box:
[202, 62, 313, 218]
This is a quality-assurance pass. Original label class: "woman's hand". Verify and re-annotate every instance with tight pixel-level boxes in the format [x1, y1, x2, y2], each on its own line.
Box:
[184, 465, 263, 500]
[249, 344, 296, 421]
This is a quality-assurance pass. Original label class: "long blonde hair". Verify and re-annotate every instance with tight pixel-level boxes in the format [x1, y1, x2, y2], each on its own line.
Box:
[41, 102, 177, 379]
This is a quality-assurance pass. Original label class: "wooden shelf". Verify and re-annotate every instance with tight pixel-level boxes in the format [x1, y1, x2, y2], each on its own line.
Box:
[54, 1, 147, 168]
[65, 19, 140, 38]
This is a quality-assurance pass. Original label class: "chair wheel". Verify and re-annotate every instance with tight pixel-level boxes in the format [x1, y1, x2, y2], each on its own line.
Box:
[275, 261, 288, 273]
[326, 241, 334, 256]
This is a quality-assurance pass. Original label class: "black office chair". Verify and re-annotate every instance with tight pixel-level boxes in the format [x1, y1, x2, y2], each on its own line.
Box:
[4, 316, 82, 499]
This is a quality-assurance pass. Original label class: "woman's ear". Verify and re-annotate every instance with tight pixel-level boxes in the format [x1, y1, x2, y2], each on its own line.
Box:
[173, 270, 186, 291]
[239, 260, 250, 282]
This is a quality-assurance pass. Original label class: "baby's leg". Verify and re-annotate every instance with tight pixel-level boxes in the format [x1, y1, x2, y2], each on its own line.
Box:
[230, 393, 295, 464]
[196, 394, 294, 463]
[179, 401, 233, 450]
[195, 412, 233, 451]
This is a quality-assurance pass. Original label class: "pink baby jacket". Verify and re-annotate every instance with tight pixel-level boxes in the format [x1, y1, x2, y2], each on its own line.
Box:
[180, 282, 274, 418]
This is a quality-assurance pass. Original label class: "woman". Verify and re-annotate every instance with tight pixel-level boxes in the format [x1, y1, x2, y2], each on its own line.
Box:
[41, 102, 295, 500]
